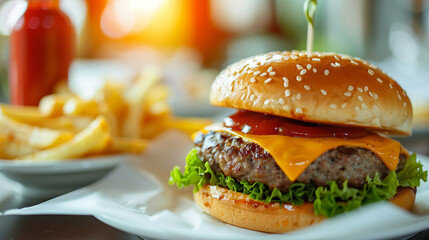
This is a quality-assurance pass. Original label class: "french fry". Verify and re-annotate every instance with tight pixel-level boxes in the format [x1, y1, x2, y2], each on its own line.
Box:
[18, 116, 110, 161]
[94, 82, 125, 117]
[33, 116, 93, 132]
[0, 113, 74, 149]
[94, 83, 126, 136]
[63, 97, 99, 116]
[39, 93, 75, 117]
[99, 108, 119, 136]
[122, 66, 161, 138]
[0, 104, 44, 124]
[167, 117, 212, 135]
[0, 105, 92, 132]
[145, 85, 170, 106]
[108, 137, 148, 154]
[0, 136, 40, 159]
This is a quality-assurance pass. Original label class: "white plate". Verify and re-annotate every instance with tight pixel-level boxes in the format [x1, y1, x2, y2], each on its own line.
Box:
[90, 154, 429, 240]
[0, 155, 130, 199]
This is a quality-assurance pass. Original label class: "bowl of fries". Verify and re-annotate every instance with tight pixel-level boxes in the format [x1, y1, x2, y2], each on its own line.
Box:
[0, 66, 211, 198]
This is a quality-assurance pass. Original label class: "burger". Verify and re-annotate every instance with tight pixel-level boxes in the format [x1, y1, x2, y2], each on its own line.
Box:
[169, 51, 427, 233]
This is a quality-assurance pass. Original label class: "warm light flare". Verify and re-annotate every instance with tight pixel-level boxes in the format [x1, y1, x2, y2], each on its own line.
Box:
[100, 0, 166, 39]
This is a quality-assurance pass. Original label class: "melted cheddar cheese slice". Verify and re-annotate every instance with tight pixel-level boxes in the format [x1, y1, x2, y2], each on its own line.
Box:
[202, 124, 407, 181]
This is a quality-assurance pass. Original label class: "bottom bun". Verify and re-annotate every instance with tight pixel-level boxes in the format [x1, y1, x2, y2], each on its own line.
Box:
[194, 185, 416, 233]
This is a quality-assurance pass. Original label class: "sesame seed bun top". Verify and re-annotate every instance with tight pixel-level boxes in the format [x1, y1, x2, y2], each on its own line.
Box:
[210, 51, 413, 135]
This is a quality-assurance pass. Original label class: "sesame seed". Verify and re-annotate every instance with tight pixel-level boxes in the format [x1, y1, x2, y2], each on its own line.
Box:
[307, 64, 312, 69]
[239, 85, 245, 90]
[241, 94, 246, 100]
[334, 55, 340, 61]
[321, 89, 327, 95]
[283, 77, 289, 87]
[344, 92, 352, 97]
[300, 69, 307, 75]
[285, 90, 291, 97]
[265, 78, 272, 83]
[312, 58, 321, 62]
[369, 64, 377, 69]
[403, 102, 407, 107]
[296, 76, 302, 81]
[369, 92, 374, 97]
[368, 69, 374, 75]
[361, 103, 368, 109]
[324, 70, 329, 75]
[250, 95, 255, 101]
[264, 100, 270, 105]
[313, 68, 317, 73]
[296, 93, 301, 100]
[291, 55, 298, 59]
[269, 72, 276, 76]
[348, 86, 354, 91]
[376, 78, 383, 83]
[267, 66, 273, 72]
[341, 103, 347, 109]
[279, 98, 285, 104]
[357, 87, 363, 92]
[350, 60, 359, 65]
[295, 107, 303, 114]
[374, 93, 378, 99]
[397, 94, 401, 100]
[329, 104, 337, 109]
[357, 96, 363, 101]
[253, 71, 261, 75]
[260, 72, 267, 77]
[296, 64, 303, 70]
[389, 83, 393, 89]
[304, 85, 311, 90]
[250, 77, 256, 83]
[331, 62, 341, 67]
[402, 91, 406, 96]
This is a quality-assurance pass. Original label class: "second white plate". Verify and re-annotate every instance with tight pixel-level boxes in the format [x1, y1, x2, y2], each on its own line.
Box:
[0, 155, 130, 199]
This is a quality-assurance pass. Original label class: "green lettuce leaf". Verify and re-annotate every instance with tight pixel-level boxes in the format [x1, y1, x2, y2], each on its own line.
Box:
[169, 149, 427, 218]
[397, 153, 428, 188]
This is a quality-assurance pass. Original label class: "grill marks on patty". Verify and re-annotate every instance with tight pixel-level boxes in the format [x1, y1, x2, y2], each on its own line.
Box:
[194, 131, 406, 192]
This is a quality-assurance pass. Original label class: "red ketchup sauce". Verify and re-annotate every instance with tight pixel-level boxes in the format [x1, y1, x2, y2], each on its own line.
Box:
[223, 110, 368, 139]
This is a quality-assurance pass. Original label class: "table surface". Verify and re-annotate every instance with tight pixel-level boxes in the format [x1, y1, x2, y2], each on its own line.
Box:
[0, 194, 429, 240]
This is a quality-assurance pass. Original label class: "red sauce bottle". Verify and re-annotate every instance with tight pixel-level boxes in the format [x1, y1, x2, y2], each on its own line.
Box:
[9, 0, 74, 106]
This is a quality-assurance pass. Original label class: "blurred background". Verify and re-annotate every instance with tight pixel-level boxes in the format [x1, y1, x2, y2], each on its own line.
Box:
[0, 0, 428, 152]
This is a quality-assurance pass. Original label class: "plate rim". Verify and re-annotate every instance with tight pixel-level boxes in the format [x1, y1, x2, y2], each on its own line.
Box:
[0, 154, 133, 174]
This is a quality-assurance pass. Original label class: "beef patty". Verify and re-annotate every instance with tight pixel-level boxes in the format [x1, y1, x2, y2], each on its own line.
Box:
[194, 131, 407, 192]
